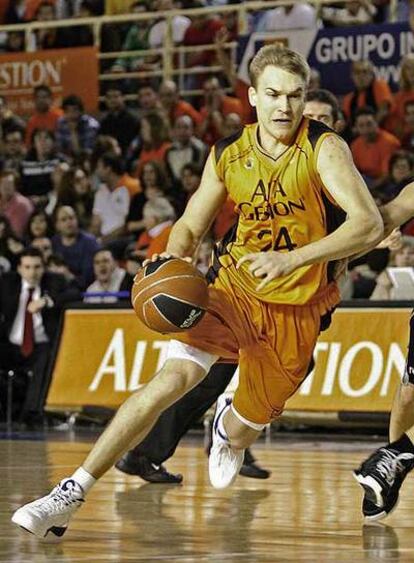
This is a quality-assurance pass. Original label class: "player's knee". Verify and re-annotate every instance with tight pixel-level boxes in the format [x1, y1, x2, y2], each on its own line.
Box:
[149, 358, 206, 405]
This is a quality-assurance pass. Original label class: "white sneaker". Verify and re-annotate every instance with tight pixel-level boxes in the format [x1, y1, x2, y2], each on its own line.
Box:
[209, 395, 244, 489]
[11, 478, 84, 538]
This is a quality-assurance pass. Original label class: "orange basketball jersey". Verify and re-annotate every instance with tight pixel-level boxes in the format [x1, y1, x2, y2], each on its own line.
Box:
[210, 118, 345, 305]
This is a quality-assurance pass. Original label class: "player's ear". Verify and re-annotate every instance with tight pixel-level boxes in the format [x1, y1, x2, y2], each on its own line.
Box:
[248, 86, 257, 107]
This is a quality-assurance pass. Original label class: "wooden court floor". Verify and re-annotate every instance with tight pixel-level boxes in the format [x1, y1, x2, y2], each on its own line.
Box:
[1, 435, 414, 562]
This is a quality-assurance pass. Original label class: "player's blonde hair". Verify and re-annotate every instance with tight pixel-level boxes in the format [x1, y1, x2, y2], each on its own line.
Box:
[249, 43, 310, 88]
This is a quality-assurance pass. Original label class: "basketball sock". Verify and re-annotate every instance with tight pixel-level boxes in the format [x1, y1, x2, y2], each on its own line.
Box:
[71, 467, 96, 494]
[388, 433, 414, 454]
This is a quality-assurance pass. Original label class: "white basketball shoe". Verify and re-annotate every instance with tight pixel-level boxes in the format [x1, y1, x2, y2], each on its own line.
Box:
[209, 395, 244, 489]
[11, 478, 85, 538]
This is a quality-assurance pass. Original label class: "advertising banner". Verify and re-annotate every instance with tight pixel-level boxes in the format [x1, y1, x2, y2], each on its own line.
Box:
[46, 307, 412, 413]
[238, 22, 413, 95]
[0, 46, 99, 116]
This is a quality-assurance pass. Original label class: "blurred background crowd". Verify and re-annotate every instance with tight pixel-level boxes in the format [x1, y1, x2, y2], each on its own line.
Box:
[1, 0, 414, 426]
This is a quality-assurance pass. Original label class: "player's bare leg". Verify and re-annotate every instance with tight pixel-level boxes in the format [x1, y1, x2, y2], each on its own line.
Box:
[390, 383, 414, 441]
[11, 358, 206, 538]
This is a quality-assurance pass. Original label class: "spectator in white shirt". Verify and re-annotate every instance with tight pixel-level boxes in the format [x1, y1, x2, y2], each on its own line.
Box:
[91, 152, 130, 243]
[255, 3, 318, 32]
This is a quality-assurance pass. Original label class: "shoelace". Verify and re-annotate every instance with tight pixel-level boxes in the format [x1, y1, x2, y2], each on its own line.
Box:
[374, 449, 414, 485]
[36, 487, 84, 516]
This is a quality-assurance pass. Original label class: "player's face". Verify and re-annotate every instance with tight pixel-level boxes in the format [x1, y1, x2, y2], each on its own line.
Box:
[249, 65, 306, 146]
[304, 101, 334, 128]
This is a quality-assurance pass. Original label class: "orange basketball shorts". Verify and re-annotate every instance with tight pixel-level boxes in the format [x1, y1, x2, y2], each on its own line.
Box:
[178, 267, 339, 425]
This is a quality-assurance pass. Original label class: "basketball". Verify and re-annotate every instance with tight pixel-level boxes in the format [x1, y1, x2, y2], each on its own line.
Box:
[131, 257, 209, 333]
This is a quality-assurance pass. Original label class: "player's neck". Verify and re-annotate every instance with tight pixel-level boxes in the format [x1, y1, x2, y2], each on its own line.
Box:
[256, 125, 292, 158]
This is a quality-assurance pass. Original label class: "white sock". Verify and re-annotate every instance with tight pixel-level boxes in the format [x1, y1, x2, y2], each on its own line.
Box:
[70, 467, 96, 494]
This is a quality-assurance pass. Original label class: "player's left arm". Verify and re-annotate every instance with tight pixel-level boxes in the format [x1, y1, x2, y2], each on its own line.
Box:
[238, 134, 383, 290]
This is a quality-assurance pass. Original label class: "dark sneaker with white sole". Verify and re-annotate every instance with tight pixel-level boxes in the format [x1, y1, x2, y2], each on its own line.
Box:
[354, 446, 414, 517]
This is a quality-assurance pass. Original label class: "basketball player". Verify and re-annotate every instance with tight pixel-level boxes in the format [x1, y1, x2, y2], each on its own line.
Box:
[12, 44, 383, 539]
[354, 183, 414, 520]
[114, 87, 341, 485]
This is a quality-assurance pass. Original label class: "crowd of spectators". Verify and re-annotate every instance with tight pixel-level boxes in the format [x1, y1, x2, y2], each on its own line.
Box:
[1, 0, 414, 427]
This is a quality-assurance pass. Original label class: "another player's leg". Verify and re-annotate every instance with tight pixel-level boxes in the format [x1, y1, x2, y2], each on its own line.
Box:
[354, 316, 414, 520]
[11, 357, 208, 538]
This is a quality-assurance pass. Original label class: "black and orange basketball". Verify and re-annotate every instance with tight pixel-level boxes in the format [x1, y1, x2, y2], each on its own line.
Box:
[131, 257, 209, 333]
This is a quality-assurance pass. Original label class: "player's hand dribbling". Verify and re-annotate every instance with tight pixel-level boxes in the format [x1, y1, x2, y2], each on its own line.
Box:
[237, 251, 300, 291]
[142, 253, 193, 267]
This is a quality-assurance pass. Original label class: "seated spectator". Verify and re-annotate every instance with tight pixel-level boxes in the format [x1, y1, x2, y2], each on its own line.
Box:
[322, 1, 376, 26]
[182, 6, 224, 72]
[3, 31, 25, 53]
[92, 153, 130, 242]
[126, 160, 171, 237]
[199, 77, 244, 145]
[137, 83, 162, 118]
[31, 236, 53, 263]
[375, 150, 414, 203]
[255, 2, 318, 31]
[56, 165, 94, 230]
[45, 160, 70, 216]
[52, 205, 100, 289]
[28, 1, 65, 51]
[110, 1, 150, 73]
[20, 129, 62, 206]
[84, 248, 132, 303]
[165, 115, 208, 185]
[0, 214, 24, 272]
[99, 84, 139, 155]
[47, 253, 80, 290]
[135, 197, 176, 259]
[25, 210, 54, 244]
[3, 127, 26, 172]
[25, 86, 63, 146]
[90, 134, 122, 189]
[0, 170, 34, 239]
[390, 55, 414, 137]
[148, 0, 191, 63]
[56, 94, 100, 157]
[0, 96, 25, 148]
[134, 112, 171, 176]
[0, 247, 80, 427]
[4, 0, 26, 24]
[343, 60, 394, 126]
[222, 112, 243, 137]
[370, 236, 414, 300]
[159, 80, 202, 129]
[351, 107, 401, 188]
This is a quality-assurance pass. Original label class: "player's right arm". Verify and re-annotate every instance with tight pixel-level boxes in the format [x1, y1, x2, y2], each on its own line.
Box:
[165, 152, 227, 259]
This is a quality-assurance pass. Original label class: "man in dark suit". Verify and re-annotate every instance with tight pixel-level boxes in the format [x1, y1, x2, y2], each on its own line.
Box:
[0, 247, 80, 426]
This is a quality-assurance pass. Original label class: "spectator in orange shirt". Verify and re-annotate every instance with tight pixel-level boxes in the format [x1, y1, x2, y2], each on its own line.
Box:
[159, 80, 202, 129]
[351, 107, 401, 188]
[343, 60, 394, 126]
[26, 86, 63, 146]
[199, 77, 244, 145]
[389, 54, 414, 137]
[135, 197, 175, 259]
[134, 112, 171, 176]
